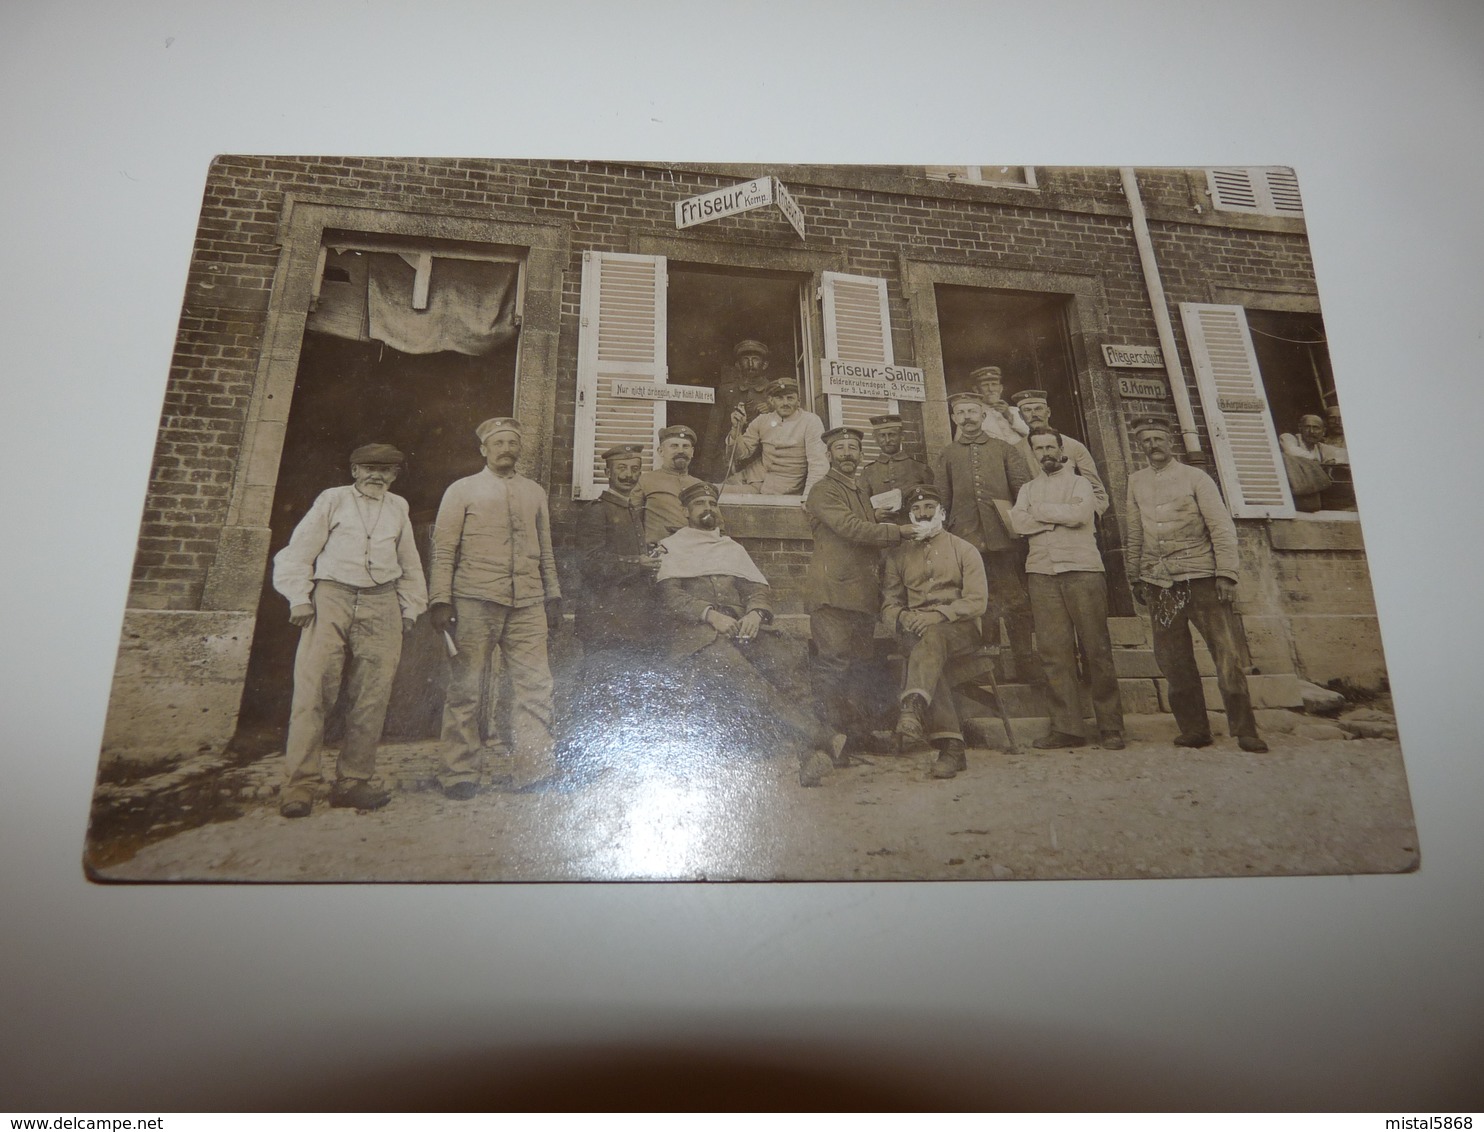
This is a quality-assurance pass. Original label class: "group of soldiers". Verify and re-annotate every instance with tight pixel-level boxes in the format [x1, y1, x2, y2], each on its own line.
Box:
[270, 361, 1269, 817]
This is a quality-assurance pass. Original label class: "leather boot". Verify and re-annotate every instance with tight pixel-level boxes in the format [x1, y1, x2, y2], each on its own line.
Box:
[931, 738, 967, 779]
[896, 692, 928, 747]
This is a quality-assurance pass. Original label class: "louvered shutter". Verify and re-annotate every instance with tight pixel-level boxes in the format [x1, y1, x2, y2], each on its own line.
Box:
[573, 251, 667, 500]
[1179, 303, 1295, 518]
[821, 271, 896, 464]
[1207, 168, 1304, 217]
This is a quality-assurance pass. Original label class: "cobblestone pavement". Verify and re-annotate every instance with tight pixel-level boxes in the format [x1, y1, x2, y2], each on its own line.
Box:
[85, 706, 1416, 884]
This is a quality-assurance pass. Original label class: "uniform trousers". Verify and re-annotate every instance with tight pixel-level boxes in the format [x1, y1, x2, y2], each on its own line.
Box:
[282, 579, 402, 805]
[1027, 571, 1124, 738]
[898, 618, 982, 743]
[440, 597, 553, 787]
[809, 606, 878, 742]
[680, 633, 835, 757]
[1149, 577, 1259, 740]
[981, 547, 1046, 684]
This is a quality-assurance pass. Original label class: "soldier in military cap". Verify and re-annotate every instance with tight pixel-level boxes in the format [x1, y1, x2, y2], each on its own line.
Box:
[575, 443, 659, 652]
[271, 441, 428, 817]
[724, 378, 828, 495]
[1009, 389, 1108, 509]
[632, 424, 704, 545]
[969, 365, 1031, 446]
[698, 338, 776, 480]
[804, 426, 918, 772]
[429, 417, 563, 798]
[860, 413, 934, 517]
[656, 480, 844, 786]
[881, 484, 988, 780]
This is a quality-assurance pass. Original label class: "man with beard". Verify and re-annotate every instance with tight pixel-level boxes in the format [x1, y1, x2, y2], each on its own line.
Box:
[271, 443, 428, 818]
[723, 379, 828, 496]
[937, 390, 1046, 687]
[1009, 389, 1108, 511]
[804, 426, 917, 775]
[882, 485, 988, 780]
[1010, 427, 1125, 750]
[429, 417, 563, 798]
[859, 413, 933, 517]
[698, 338, 775, 481]
[1126, 416, 1268, 753]
[657, 481, 843, 786]
[632, 424, 703, 546]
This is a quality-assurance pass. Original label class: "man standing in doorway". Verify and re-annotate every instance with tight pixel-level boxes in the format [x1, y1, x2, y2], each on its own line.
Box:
[937, 391, 1046, 686]
[969, 365, 1031, 446]
[1011, 428, 1125, 750]
[1125, 416, 1268, 753]
[429, 417, 563, 797]
[1009, 389, 1109, 511]
[804, 426, 915, 773]
[271, 443, 428, 818]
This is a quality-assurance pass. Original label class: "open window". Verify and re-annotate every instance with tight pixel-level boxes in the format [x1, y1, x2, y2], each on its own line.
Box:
[575, 251, 879, 505]
[925, 165, 1038, 189]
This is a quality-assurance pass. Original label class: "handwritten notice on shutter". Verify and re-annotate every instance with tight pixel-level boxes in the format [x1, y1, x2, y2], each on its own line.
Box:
[820, 359, 926, 402]
[612, 380, 716, 404]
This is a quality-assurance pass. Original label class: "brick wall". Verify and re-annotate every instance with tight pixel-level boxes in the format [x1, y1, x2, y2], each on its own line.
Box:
[137, 159, 1325, 614]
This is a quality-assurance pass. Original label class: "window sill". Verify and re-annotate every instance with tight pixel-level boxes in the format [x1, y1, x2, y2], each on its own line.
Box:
[1267, 516, 1364, 552]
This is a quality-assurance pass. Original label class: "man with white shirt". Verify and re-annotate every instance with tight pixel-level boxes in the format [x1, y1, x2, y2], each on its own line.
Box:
[1009, 389, 1109, 511]
[429, 417, 563, 797]
[969, 365, 1031, 446]
[271, 442, 428, 817]
[1011, 428, 1124, 751]
[723, 379, 828, 496]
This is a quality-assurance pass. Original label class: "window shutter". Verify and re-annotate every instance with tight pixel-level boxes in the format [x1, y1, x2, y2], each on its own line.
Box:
[1179, 303, 1295, 518]
[1207, 167, 1304, 217]
[573, 251, 667, 500]
[821, 271, 896, 461]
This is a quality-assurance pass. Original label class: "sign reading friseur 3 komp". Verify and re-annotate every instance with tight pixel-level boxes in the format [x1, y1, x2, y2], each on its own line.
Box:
[83, 158, 1416, 884]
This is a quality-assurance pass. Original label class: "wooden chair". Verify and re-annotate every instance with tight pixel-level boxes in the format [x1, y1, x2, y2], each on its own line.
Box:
[944, 643, 1020, 755]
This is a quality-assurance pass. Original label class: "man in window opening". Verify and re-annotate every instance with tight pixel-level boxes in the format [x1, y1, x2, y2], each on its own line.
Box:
[698, 338, 776, 481]
[804, 426, 918, 776]
[1011, 428, 1125, 751]
[937, 390, 1047, 687]
[860, 413, 934, 518]
[271, 443, 428, 818]
[655, 480, 844, 788]
[1125, 415, 1268, 753]
[969, 365, 1031, 447]
[1279, 414, 1340, 513]
[1323, 405, 1348, 460]
[723, 378, 828, 496]
[1009, 390, 1109, 511]
[429, 417, 564, 798]
[632, 424, 703, 546]
[882, 484, 988, 780]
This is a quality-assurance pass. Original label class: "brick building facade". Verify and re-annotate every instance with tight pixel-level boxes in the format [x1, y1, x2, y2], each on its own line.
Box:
[100, 159, 1385, 762]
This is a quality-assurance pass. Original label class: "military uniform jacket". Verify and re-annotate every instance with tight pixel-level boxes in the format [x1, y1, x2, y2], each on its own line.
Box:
[860, 452, 933, 503]
[574, 490, 653, 647]
[657, 573, 774, 660]
[938, 432, 1033, 553]
[804, 468, 903, 615]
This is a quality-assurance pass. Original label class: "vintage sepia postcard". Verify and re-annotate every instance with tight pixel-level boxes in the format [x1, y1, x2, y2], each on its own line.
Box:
[83, 159, 1417, 882]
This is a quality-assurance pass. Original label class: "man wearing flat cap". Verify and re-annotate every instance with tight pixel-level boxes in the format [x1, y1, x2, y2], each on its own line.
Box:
[938, 390, 1046, 686]
[881, 484, 988, 780]
[429, 417, 563, 797]
[1125, 416, 1268, 753]
[724, 379, 828, 496]
[804, 426, 918, 773]
[575, 444, 658, 651]
[698, 338, 776, 481]
[632, 424, 704, 546]
[969, 365, 1031, 446]
[859, 414, 933, 518]
[657, 480, 844, 786]
[271, 442, 428, 818]
[1010, 390, 1108, 511]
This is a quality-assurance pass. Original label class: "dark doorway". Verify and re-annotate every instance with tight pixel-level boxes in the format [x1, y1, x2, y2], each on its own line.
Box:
[933, 284, 1133, 614]
[231, 328, 518, 754]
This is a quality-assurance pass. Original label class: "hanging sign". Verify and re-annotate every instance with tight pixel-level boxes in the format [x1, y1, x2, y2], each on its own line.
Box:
[675, 176, 806, 239]
[612, 380, 715, 404]
[1102, 343, 1164, 368]
[1116, 375, 1169, 399]
[820, 359, 926, 402]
